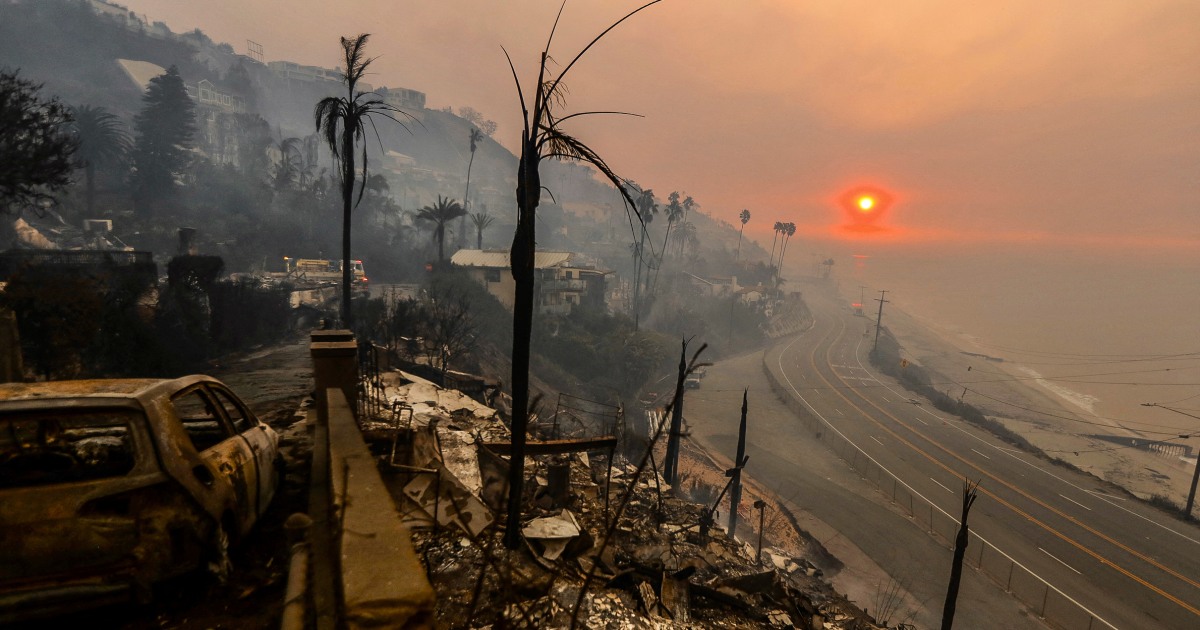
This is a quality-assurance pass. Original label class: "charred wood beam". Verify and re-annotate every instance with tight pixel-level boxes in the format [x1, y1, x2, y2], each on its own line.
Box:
[482, 436, 617, 456]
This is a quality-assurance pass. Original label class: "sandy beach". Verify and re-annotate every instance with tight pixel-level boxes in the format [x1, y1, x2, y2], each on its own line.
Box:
[863, 293, 1198, 508]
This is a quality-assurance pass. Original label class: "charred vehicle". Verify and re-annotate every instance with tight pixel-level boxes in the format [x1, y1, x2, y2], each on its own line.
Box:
[0, 376, 282, 622]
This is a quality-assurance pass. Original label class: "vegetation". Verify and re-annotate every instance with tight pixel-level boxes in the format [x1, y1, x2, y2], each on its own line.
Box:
[314, 33, 411, 328]
[470, 211, 495, 249]
[869, 326, 1039, 453]
[70, 104, 131, 215]
[132, 66, 195, 216]
[417, 195, 467, 263]
[0, 69, 76, 214]
[735, 209, 750, 260]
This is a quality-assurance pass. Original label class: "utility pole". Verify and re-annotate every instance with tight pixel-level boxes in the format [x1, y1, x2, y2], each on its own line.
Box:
[1141, 403, 1200, 517]
[727, 390, 749, 536]
[873, 290, 889, 353]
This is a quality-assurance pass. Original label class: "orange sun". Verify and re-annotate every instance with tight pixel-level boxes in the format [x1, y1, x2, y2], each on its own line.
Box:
[838, 186, 894, 233]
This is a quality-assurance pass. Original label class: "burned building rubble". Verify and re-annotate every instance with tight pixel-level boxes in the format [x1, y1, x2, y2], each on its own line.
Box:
[352, 367, 889, 630]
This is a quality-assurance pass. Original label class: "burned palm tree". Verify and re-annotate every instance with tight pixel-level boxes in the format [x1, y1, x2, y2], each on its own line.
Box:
[501, 0, 662, 549]
[314, 33, 412, 328]
[941, 479, 980, 630]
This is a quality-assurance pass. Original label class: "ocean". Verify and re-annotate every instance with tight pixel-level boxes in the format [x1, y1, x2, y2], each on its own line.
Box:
[790, 240, 1200, 439]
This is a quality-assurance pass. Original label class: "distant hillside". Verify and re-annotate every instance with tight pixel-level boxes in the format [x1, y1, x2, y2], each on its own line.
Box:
[0, 0, 770, 277]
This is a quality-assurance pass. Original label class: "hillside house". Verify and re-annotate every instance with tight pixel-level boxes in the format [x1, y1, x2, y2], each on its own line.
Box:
[450, 249, 610, 315]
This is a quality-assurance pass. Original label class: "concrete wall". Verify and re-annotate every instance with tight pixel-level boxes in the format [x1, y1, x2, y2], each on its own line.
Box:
[326, 389, 435, 629]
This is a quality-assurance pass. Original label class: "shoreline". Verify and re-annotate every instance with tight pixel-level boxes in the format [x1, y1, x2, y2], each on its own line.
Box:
[860, 289, 1197, 507]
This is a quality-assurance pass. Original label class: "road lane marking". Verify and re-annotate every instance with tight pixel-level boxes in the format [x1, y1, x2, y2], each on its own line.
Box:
[775, 325, 1120, 630]
[1040, 547, 1082, 575]
[845, 330, 1200, 555]
[971, 448, 992, 460]
[835, 408, 843, 416]
[931, 477, 953, 493]
[831, 331, 1200, 613]
[914, 416, 928, 425]
[882, 396, 891, 402]
[870, 435, 883, 445]
[1059, 493, 1092, 512]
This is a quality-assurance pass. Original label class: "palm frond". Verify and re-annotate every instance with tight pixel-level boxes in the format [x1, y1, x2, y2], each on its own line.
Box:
[553, 110, 644, 125]
[541, 129, 641, 236]
[501, 46, 530, 140]
[546, 0, 663, 99]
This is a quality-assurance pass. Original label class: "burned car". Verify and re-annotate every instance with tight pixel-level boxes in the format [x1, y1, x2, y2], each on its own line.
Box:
[0, 375, 282, 622]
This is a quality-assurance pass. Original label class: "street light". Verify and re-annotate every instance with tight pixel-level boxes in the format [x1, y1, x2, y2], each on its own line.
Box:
[1141, 403, 1200, 519]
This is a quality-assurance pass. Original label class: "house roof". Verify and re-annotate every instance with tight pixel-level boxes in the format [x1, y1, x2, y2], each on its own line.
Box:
[117, 59, 167, 92]
[450, 249, 572, 269]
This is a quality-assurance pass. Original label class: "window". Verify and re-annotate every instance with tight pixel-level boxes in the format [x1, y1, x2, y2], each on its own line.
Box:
[0, 410, 139, 488]
[171, 389, 231, 452]
[485, 268, 501, 283]
[210, 388, 253, 433]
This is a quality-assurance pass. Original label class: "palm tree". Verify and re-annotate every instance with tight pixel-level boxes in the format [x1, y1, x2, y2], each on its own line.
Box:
[679, 195, 697, 256]
[501, 0, 659, 549]
[460, 127, 484, 249]
[314, 33, 412, 328]
[769, 221, 783, 269]
[651, 191, 683, 292]
[417, 195, 466, 262]
[778, 221, 797, 274]
[470, 210, 495, 249]
[633, 186, 658, 312]
[70, 105, 131, 215]
[273, 135, 304, 190]
[735, 208, 750, 261]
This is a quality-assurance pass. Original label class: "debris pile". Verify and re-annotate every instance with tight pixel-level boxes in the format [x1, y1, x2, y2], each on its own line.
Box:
[356, 370, 885, 629]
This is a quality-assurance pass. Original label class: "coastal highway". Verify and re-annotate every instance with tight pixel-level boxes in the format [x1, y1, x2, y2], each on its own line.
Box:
[764, 282, 1200, 629]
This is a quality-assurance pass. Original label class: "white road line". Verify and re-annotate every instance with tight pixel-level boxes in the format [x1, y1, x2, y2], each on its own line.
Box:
[914, 416, 929, 425]
[882, 396, 891, 402]
[781, 318, 1115, 630]
[1059, 493, 1092, 512]
[931, 477, 953, 493]
[850, 338, 1200, 549]
[971, 448, 992, 460]
[870, 436, 884, 445]
[835, 408, 844, 416]
[1039, 547, 1082, 575]
[1087, 490, 1126, 502]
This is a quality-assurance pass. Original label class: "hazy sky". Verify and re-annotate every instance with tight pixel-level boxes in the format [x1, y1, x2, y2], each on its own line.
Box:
[118, 0, 1200, 249]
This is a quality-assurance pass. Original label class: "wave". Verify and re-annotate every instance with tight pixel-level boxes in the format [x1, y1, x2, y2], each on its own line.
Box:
[1017, 366, 1100, 415]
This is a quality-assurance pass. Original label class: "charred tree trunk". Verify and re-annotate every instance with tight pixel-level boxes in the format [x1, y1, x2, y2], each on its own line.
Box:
[340, 130, 355, 329]
[727, 389, 748, 536]
[503, 110, 541, 550]
[662, 339, 688, 485]
[941, 479, 980, 630]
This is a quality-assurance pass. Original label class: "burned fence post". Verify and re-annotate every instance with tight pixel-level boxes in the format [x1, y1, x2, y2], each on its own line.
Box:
[754, 499, 767, 564]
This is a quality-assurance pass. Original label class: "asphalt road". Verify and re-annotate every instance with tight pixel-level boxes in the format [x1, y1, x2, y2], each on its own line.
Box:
[681, 343, 1043, 627]
[755, 281, 1200, 629]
